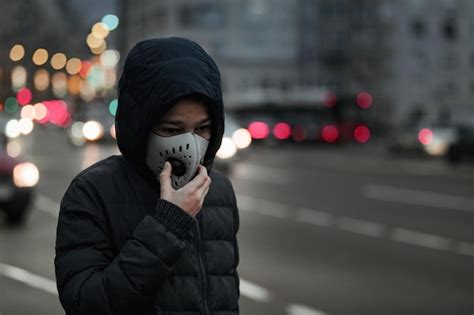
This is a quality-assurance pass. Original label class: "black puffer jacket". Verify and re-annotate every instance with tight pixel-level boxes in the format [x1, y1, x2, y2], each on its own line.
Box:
[54, 37, 240, 315]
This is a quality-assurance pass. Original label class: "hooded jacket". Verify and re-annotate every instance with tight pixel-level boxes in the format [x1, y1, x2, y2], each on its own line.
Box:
[54, 37, 240, 315]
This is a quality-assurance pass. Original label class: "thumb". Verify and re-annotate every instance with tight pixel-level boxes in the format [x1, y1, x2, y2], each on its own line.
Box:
[159, 161, 172, 188]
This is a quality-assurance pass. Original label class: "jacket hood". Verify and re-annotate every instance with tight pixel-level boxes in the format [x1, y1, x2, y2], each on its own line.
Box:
[115, 37, 224, 187]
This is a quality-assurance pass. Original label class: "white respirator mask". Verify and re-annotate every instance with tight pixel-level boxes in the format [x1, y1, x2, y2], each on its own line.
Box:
[146, 131, 209, 190]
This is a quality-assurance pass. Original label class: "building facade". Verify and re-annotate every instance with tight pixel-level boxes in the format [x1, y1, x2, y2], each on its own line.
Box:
[120, 0, 474, 125]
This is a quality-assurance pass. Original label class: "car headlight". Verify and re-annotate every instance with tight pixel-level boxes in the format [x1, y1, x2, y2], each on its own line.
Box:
[13, 162, 39, 187]
[216, 137, 237, 159]
[82, 121, 104, 141]
[232, 128, 252, 149]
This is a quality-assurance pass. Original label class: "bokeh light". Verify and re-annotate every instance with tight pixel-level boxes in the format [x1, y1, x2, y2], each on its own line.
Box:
[100, 50, 120, 69]
[51, 53, 67, 70]
[6, 119, 21, 138]
[34, 69, 50, 91]
[321, 125, 339, 143]
[273, 122, 292, 140]
[83, 121, 104, 141]
[92, 22, 110, 39]
[216, 137, 237, 159]
[10, 44, 25, 61]
[11, 66, 27, 90]
[90, 40, 107, 55]
[13, 162, 39, 187]
[21, 104, 35, 120]
[33, 103, 48, 121]
[87, 33, 104, 49]
[19, 118, 34, 135]
[354, 125, 371, 143]
[52, 72, 68, 98]
[67, 75, 82, 95]
[248, 121, 270, 139]
[108, 99, 118, 116]
[418, 128, 433, 145]
[16, 87, 32, 105]
[102, 14, 119, 30]
[5, 97, 19, 113]
[6, 140, 21, 158]
[292, 125, 307, 142]
[232, 128, 252, 149]
[66, 58, 82, 75]
[357, 92, 373, 109]
[32, 48, 49, 66]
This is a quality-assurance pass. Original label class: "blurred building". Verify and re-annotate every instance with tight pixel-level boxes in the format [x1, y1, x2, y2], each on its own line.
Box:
[386, 0, 474, 125]
[121, 0, 301, 96]
[120, 0, 474, 127]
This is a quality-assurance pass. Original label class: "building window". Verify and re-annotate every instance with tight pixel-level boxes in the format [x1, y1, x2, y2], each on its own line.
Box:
[441, 15, 457, 41]
[411, 18, 426, 38]
[178, 4, 226, 29]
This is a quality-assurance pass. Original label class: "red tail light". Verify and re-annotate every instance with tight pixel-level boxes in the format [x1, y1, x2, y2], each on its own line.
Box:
[418, 128, 433, 145]
[321, 125, 339, 143]
[248, 121, 270, 139]
[354, 125, 371, 143]
[292, 125, 307, 142]
[273, 122, 291, 140]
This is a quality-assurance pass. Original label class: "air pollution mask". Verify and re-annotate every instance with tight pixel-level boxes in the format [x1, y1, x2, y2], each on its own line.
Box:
[146, 132, 209, 190]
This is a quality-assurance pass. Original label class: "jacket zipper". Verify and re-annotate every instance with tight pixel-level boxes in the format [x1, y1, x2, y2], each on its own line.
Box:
[195, 220, 212, 315]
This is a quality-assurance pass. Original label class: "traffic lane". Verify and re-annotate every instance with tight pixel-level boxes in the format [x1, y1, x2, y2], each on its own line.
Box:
[0, 201, 58, 282]
[0, 276, 61, 315]
[237, 205, 474, 315]
[238, 145, 473, 195]
[230, 161, 474, 243]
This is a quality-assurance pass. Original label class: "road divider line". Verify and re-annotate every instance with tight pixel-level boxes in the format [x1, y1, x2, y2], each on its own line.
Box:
[455, 242, 474, 257]
[362, 184, 474, 213]
[237, 193, 474, 258]
[0, 262, 58, 295]
[255, 200, 289, 219]
[238, 278, 272, 302]
[35, 194, 60, 218]
[391, 228, 452, 251]
[287, 304, 328, 315]
[336, 217, 385, 237]
[295, 208, 333, 227]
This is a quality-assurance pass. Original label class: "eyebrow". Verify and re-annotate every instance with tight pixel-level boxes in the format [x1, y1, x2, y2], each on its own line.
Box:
[158, 118, 211, 126]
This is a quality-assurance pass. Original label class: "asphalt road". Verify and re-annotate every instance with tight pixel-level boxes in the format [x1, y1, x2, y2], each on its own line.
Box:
[1, 127, 473, 315]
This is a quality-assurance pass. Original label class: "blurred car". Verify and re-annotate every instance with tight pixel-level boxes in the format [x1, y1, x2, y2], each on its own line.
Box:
[214, 114, 252, 173]
[388, 124, 426, 154]
[442, 125, 474, 164]
[66, 100, 116, 146]
[0, 132, 39, 225]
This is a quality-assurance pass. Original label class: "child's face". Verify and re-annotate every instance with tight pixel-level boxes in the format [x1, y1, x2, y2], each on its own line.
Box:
[152, 99, 212, 140]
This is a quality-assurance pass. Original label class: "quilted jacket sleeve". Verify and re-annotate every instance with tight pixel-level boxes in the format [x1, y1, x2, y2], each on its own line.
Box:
[54, 177, 194, 315]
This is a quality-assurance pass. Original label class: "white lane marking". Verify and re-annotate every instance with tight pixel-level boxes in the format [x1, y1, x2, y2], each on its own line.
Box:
[391, 228, 452, 251]
[295, 208, 334, 227]
[233, 163, 290, 185]
[362, 184, 474, 213]
[255, 199, 289, 219]
[236, 194, 259, 212]
[336, 217, 385, 237]
[239, 278, 272, 302]
[0, 262, 58, 295]
[456, 242, 474, 257]
[0, 261, 275, 307]
[237, 194, 474, 258]
[35, 194, 60, 218]
[287, 304, 328, 315]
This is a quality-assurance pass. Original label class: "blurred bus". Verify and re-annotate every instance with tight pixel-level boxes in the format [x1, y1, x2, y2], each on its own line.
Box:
[225, 88, 373, 145]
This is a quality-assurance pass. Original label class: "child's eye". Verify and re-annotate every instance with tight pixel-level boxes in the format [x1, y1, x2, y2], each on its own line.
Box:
[197, 125, 211, 131]
[161, 128, 180, 134]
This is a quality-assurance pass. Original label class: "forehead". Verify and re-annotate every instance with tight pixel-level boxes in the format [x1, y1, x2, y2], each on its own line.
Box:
[162, 98, 209, 119]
